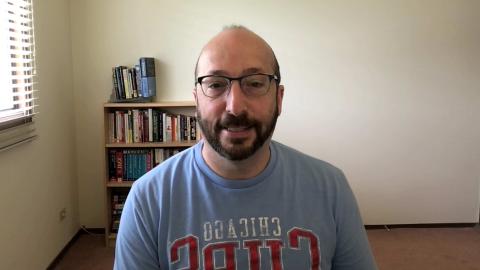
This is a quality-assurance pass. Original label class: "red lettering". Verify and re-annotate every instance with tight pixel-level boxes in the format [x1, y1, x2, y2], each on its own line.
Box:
[203, 242, 239, 270]
[243, 240, 262, 270]
[289, 228, 320, 270]
[170, 235, 199, 270]
[170, 226, 321, 269]
[266, 239, 283, 270]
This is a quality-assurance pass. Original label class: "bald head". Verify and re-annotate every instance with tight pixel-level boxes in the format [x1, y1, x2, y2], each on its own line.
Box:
[194, 25, 281, 84]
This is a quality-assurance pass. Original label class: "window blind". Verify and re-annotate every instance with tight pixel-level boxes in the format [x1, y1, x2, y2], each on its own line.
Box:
[0, 0, 37, 151]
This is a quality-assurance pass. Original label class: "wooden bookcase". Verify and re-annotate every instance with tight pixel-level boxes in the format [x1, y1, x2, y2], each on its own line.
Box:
[103, 101, 198, 246]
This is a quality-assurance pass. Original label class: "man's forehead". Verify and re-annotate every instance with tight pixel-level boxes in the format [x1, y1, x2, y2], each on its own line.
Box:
[198, 51, 271, 75]
[197, 29, 275, 76]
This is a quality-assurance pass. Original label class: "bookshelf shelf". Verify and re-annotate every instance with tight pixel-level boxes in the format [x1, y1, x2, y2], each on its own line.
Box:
[106, 182, 134, 188]
[105, 141, 196, 148]
[104, 101, 195, 108]
[103, 101, 198, 247]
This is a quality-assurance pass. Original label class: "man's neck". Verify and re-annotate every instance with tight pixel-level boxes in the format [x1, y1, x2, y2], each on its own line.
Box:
[201, 141, 271, 180]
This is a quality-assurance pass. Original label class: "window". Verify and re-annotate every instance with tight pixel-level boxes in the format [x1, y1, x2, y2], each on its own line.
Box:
[0, 0, 36, 151]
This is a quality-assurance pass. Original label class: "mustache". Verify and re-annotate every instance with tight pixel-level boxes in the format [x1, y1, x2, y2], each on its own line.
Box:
[216, 113, 256, 130]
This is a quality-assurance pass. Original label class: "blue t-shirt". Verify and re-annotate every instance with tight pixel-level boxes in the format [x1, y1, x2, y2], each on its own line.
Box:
[114, 140, 377, 270]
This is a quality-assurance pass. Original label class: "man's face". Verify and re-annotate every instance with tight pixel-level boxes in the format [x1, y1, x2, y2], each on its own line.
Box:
[194, 29, 284, 161]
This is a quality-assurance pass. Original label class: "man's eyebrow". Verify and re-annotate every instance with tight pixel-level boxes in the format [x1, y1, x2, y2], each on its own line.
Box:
[207, 70, 229, 76]
[242, 67, 264, 74]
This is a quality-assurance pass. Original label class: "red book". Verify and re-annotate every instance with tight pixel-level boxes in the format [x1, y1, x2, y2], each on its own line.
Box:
[115, 150, 124, 182]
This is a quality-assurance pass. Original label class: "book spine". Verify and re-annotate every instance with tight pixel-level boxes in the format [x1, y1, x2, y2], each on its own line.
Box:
[142, 110, 148, 143]
[128, 68, 137, 98]
[159, 112, 164, 142]
[124, 110, 130, 143]
[124, 150, 129, 180]
[171, 115, 176, 142]
[108, 149, 116, 181]
[146, 149, 152, 171]
[135, 64, 142, 97]
[132, 109, 139, 143]
[190, 116, 197, 141]
[176, 116, 181, 142]
[165, 114, 171, 142]
[140, 57, 156, 97]
[120, 111, 126, 143]
[108, 112, 115, 143]
[115, 150, 123, 182]
[130, 150, 135, 180]
[115, 67, 126, 100]
[122, 67, 131, 99]
[186, 116, 191, 141]
[182, 115, 188, 141]
[112, 67, 120, 100]
[115, 111, 121, 143]
[148, 108, 153, 142]
[152, 110, 158, 142]
[158, 148, 164, 164]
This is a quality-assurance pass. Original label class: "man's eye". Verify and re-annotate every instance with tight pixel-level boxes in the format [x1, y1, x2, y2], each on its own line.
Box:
[202, 78, 227, 90]
[208, 82, 226, 89]
[246, 80, 265, 88]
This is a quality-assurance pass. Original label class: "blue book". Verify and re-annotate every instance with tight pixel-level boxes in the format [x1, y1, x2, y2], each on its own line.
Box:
[140, 57, 156, 97]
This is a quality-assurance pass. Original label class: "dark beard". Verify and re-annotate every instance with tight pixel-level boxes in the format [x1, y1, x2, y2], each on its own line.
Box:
[197, 106, 279, 161]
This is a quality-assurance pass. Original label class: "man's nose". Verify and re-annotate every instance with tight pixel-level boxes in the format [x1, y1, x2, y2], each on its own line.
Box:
[225, 80, 247, 116]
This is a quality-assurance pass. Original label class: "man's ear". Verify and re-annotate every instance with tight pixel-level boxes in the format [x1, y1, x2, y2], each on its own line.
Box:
[276, 85, 285, 115]
[193, 88, 198, 106]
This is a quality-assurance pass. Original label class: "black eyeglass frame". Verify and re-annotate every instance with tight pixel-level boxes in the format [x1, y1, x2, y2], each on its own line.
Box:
[195, 73, 279, 98]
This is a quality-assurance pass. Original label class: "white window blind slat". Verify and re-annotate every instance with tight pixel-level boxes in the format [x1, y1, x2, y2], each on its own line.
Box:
[0, 0, 37, 151]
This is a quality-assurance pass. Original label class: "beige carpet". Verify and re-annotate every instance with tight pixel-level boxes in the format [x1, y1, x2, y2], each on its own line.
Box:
[51, 226, 480, 269]
[368, 226, 480, 270]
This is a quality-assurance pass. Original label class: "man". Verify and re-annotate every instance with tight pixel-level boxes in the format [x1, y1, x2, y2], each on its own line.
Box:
[114, 25, 377, 270]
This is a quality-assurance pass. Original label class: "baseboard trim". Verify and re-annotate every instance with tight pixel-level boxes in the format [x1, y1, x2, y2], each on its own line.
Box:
[80, 227, 106, 235]
[365, 223, 478, 230]
[46, 227, 105, 270]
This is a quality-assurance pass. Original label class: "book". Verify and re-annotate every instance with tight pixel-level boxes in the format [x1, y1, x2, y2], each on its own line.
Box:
[139, 57, 156, 97]
[121, 67, 131, 99]
[112, 67, 120, 100]
[108, 150, 117, 181]
[142, 110, 148, 142]
[115, 150, 123, 182]
[162, 113, 167, 142]
[148, 108, 153, 142]
[110, 60, 155, 102]
[152, 110, 159, 142]
[165, 114, 172, 142]
[111, 190, 128, 232]
[135, 65, 142, 97]
[109, 109, 198, 143]
[114, 67, 126, 99]
[158, 111, 164, 142]
[190, 117, 197, 141]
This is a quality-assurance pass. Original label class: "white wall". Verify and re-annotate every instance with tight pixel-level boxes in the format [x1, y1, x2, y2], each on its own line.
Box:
[0, 0, 78, 269]
[70, 0, 480, 226]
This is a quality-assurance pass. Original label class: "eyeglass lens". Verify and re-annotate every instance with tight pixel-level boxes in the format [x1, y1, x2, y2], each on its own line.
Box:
[201, 74, 272, 97]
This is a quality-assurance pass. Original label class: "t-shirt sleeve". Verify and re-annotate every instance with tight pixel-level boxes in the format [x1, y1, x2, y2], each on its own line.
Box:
[114, 182, 160, 270]
[332, 171, 378, 270]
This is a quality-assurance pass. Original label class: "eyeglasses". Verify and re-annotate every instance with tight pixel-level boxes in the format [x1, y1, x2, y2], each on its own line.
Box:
[196, 73, 279, 98]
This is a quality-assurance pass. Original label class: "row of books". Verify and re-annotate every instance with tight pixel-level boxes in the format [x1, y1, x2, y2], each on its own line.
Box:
[111, 190, 128, 232]
[107, 109, 198, 144]
[108, 148, 185, 182]
[111, 57, 156, 101]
